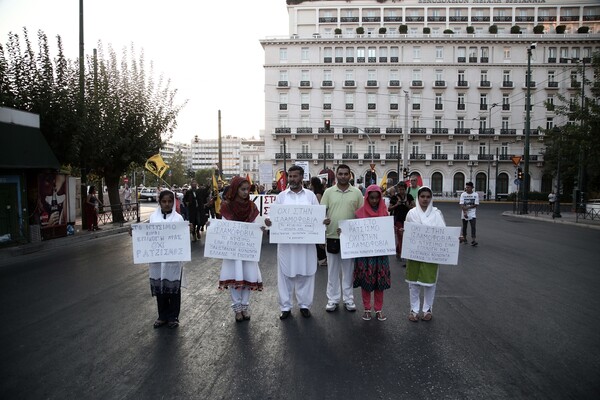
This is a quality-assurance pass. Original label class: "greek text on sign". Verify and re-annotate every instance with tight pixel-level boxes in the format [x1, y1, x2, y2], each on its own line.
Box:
[204, 219, 263, 262]
[269, 204, 326, 244]
[339, 216, 396, 259]
[401, 222, 461, 265]
[131, 222, 191, 264]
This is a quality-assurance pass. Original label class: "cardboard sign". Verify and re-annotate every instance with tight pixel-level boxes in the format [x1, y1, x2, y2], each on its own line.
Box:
[131, 222, 191, 264]
[401, 222, 461, 265]
[204, 219, 263, 262]
[339, 216, 396, 259]
[269, 204, 326, 244]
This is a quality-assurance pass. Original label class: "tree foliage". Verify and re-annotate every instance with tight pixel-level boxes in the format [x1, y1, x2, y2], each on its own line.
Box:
[0, 28, 186, 220]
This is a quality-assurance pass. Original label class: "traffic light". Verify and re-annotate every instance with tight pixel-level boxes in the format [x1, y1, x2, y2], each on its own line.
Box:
[403, 168, 409, 179]
[324, 119, 331, 132]
[517, 167, 523, 180]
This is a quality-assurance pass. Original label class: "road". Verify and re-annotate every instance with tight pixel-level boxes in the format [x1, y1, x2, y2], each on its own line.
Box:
[0, 203, 598, 399]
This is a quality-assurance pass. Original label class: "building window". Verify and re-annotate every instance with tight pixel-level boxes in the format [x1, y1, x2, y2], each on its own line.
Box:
[279, 48, 287, 62]
[368, 69, 377, 81]
[412, 93, 421, 110]
[345, 142, 354, 153]
[546, 118, 554, 130]
[453, 172, 465, 193]
[503, 47, 511, 61]
[435, 94, 443, 110]
[479, 142, 487, 155]
[412, 142, 420, 155]
[458, 70, 465, 83]
[279, 70, 288, 82]
[412, 116, 420, 128]
[368, 141, 376, 154]
[502, 117, 509, 130]
[301, 93, 310, 110]
[457, 117, 465, 129]
[456, 141, 464, 154]
[301, 142, 309, 153]
[435, 69, 443, 82]
[301, 70, 310, 81]
[301, 47, 309, 62]
[413, 46, 421, 61]
[436, 47, 443, 60]
[434, 117, 442, 129]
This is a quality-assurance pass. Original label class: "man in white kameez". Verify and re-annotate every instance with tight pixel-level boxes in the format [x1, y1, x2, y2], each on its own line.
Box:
[265, 165, 324, 319]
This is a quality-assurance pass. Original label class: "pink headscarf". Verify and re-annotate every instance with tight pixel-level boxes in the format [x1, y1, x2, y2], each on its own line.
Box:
[355, 184, 388, 219]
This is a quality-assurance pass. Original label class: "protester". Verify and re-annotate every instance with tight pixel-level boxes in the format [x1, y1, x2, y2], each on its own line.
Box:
[404, 187, 446, 322]
[309, 176, 327, 267]
[265, 166, 325, 319]
[218, 176, 264, 322]
[122, 184, 132, 211]
[184, 180, 209, 242]
[459, 181, 479, 246]
[407, 174, 421, 199]
[147, 190, 186, 329]
[320, 164, 363, 312]
[390, 181, 414, 266]
[85, 185, 102, 231]
[267, 181, 280, 195]
[351, 185, 391, 322]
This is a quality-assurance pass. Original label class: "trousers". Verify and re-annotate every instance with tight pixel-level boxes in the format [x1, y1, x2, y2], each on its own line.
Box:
[156, 292, 181, 322]
[278, 270, 315, 311]
[326, 251, 354, 303]
[409, 283, 437, 314]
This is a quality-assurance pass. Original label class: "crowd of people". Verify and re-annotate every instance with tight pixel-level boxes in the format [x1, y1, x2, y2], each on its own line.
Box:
[137, 168, 473, 329]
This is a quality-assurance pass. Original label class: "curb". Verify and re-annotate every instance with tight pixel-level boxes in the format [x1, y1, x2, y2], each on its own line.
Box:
[502, 211, 600, 230]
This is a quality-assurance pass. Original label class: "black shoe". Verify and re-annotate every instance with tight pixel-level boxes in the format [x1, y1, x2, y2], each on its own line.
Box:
[279, 311, 291, 320]
[471, 240, 478, 246]
[300, 308, 311, 318]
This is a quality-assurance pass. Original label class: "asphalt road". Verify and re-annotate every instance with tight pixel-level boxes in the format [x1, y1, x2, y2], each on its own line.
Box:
[1, 203, 599, 399]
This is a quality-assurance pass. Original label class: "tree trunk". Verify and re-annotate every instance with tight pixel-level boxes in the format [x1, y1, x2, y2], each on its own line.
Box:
[104, 173, 125, 223]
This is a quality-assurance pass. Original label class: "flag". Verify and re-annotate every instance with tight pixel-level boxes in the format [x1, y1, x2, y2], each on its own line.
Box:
[379, 173, 388, 190]
[145, 154, 169, 178]
[212, 173, 221, 215]
[276, 170, 287, 191]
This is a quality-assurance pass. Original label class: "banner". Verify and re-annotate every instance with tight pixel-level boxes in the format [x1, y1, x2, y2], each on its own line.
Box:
[250, 194, 277, 216]
[268, 204, 326, 244]
[339, 216, 396, 259]
[145, 154, 169, 178]
[204, 219, 263, 262]
[131, 221, 191, 264]
[401, 222, 461, 265]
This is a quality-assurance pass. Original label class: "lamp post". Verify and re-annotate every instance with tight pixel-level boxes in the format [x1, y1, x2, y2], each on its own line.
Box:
[344, 126, 375, 184]
[522, 43, 535, 214]
[553, 127, 562, 218]
[487, 102, 498, 200]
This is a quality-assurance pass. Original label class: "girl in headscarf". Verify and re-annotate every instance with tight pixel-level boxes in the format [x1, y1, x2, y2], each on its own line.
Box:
[404, 186, 446, 322]
[148, 190, 186, 329]
[218, 176, 263, 322]
[352, 184, 391, 322]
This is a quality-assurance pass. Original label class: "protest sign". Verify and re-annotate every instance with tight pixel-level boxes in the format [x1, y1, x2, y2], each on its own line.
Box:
[269, 204, 326, 244]
[339, 216, 396, 259]
[131, 221, 191, 264]
[401, 222, 461, 265]
[204, 219, 263, 262]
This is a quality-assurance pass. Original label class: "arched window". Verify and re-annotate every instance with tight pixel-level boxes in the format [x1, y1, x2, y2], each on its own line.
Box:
[475, 172, 486, 193]
[497, 172, 509, 195]
[388, 171, 399, 185]
[431, 172, 443, 194]
[365, 171, 377, 185]
[541, 173, 553, 193]
[453, 172, 465, 193]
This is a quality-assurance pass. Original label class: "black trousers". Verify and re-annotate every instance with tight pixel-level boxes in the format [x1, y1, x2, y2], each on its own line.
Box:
[156, 292, 181, 322]
[461, 218, 477, 239]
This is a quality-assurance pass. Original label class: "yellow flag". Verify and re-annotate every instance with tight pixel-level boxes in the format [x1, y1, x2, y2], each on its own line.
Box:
[379, 173, 388, 190]
[212, 173, 221, 214]
[145, 154, 169, 178]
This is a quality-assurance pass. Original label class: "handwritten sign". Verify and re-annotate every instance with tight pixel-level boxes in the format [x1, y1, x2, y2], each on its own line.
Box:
[131, 222, 191, 264]
[204, 219, 263, 262]
[401, 222, 461, 265]
[269, 204, 326, 244]
[250, 195, 278, 217]
[339, 216, 396, 259]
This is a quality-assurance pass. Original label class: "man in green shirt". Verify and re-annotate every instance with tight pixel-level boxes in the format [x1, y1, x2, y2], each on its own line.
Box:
[407, 174, 421, 200]
[320, 164, 364, 312]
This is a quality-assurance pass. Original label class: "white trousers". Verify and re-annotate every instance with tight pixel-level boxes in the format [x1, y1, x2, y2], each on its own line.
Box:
[278, 270, 315, 311]
[229, 287, 251, 313]
[409, 283, 437, 314]
[326, 251, 355, 304]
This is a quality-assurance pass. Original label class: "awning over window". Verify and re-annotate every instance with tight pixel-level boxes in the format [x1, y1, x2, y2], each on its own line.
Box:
[0, 122, 60, 169]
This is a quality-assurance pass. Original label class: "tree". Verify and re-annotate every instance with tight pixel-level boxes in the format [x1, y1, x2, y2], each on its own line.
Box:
[542, 52, 600, 198]
[194, 168, 216, 188]
[166, 150, 187, 187]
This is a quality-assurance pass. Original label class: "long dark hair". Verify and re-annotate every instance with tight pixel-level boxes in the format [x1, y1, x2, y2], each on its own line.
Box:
[310, 176, 324, 195]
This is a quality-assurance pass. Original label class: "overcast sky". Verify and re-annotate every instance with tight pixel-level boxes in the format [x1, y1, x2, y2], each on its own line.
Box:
[0, 0, 289, 143]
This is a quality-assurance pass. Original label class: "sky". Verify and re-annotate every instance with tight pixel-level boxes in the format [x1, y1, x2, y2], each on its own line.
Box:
[0, 0, 290, 143]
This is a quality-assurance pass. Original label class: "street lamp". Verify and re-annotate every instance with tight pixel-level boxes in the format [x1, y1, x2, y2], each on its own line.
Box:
[487, 102, 499, 200]
[522, 43, 536, 214]
[552, 126, 562, 218]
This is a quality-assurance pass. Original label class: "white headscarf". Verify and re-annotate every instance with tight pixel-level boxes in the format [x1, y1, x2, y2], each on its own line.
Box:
[149, 191, 183, 223]
[406, 186, 446, 227]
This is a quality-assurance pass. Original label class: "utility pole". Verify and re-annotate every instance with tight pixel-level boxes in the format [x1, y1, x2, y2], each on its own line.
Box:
[402, 91, 409, 174]
[218, 110, 223, 177]
[488, 103, 498, 200]
[522, 44, 535, 214]
[78, 0, 87, 229]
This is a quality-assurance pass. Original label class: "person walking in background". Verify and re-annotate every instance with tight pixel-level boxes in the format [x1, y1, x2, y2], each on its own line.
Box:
[391, 181, 414, 266]
[404, 187, 446, 322]
[122, 184, 132, 211]
[351, 185, 391, 322]
[459, 181, 479, 246]
[407, 174, 421, 200]
[85, 186, 102, 231]
[320, 164, 363, 313]
[184, 180, 209, 242]
[309, 176, 327, 267]
[218, 176, 264, 322]
[265, 166, 324, 320]
[147, 190, 186, 329]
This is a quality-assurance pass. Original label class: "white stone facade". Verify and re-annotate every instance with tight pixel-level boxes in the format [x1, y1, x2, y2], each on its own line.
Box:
[261, 0, 600, 197]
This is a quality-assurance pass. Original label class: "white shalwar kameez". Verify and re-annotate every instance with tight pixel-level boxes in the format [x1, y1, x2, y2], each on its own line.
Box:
[274, 187, 320, 311]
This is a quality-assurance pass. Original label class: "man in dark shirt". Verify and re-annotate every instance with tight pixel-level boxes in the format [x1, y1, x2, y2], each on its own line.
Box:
[184, 180, 209, 241]
[391, 181, 414, 267]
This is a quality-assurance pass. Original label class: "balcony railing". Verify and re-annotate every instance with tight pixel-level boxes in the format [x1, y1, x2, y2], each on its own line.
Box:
[345, 104, 354, 110]
[500, 129, 517, 135]
[366, 80, 378, 87]
[275, 153, 291, 159]
[435, 104, 443, 110]
[340, 17, 359, 22]
[405, 16, 424, 22]
[410, 153, 426, 160]
[321, 80, 333, 87]
[278, 81, 289, 87]
[368, 103, 377, 110]
[480, 57, 489, 63]
[502, 104, 510, 110]
[454, 128, 470, 134]
[342, 153, 359, 159]
[547, 81, 559, 88]
[411, 80, 423, 87]
[364, 153, 381, 160]
[454, 154, 470, 160]
[296, 153, 313, 159]
[434, 80, 446, 87]
[342, 127, 358, 134]
[428, 16, 446, 22]
[547, 57, 557, 63]
[275, 127, 291, 133]
[296, 127, 312, 134]
[318, 127, 335, 134]
[478, 154, 493, 160]
[456, 80, 469, 87]
[318, 17, 338, 23]
[386, 127, 402, 134]
[318, 153, 334, 159]
[499, 154, 512, 161]
[432, 153, 448, 160]
[457, 103, 466, 110]
[323, 103, 332, 110]
[344, 80, 356, 87]
[479, 128, 495, 135]
[410, 128, 426, 134]
[335, 57, 343, 63]
[365, 127, 381, 134]
[469, 57, 478, 63]
[457, 57, 466, 63]
[279, 104, 287, 110]
[502, 80, 513, 88]
[388, 80, 400, 87]
[300, 80, 311, 87]
[346, 57, 354, 63]
[432, 128, 448, 134]
[480, 80, 491, 87]
[390, 104, 398, 110]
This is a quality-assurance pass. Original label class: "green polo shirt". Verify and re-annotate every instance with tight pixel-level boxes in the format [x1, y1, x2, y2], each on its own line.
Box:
[320, 184, 364, 239]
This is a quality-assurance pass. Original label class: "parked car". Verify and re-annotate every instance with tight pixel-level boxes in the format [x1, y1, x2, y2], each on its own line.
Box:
[139, 187, 158, 202]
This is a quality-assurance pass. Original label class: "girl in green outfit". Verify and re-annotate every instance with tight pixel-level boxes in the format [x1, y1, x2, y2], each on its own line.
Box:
[404, 187, 446, 322]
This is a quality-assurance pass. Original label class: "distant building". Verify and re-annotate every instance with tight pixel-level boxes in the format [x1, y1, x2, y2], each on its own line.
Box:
[160, 141, 192, 170]
[241, 134, 265, 183]
[261, 0, 600, 197]
[190, 135, 242, 179]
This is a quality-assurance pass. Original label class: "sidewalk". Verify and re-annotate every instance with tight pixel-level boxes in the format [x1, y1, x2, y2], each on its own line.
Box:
[502, 210, 600, 230]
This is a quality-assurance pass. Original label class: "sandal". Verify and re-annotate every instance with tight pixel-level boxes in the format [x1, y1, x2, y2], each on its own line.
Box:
[422, 310, 432, 321]
[242, 311, 251, 321]
[153, 319, 167, 329]
[235, 312, 244, 322]
[376, 311, 387, 321]
[408, 311, 420, 322]
[362, 310, 372, 321]
[167, 320, 179, 329]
